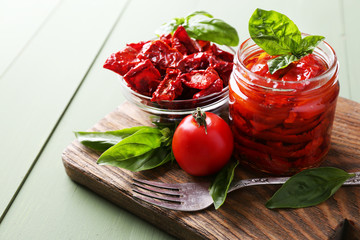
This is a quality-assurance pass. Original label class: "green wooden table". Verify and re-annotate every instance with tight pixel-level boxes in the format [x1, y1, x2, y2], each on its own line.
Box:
[0, 0, 359, 239]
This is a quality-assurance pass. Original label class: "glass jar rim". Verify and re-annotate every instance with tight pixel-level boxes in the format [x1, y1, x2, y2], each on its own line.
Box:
[236, 35, 338, 86]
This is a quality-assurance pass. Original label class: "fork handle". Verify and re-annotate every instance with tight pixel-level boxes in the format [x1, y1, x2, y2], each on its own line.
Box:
[228, 171, 360, 193]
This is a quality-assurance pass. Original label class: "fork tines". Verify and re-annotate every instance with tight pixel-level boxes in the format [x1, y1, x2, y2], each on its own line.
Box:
[132, 178, 182, 208]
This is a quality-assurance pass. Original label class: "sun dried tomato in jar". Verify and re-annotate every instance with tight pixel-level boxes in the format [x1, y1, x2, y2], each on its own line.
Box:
[229, 38, 339, 175]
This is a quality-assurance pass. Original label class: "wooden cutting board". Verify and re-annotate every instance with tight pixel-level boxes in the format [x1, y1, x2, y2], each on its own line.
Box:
[62, 97, 360, 240]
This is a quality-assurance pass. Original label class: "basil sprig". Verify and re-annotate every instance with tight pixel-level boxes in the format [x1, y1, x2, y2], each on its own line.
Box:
[75, 125, 174, 172]
[209, 160, 239, 209]
[75, 126, 152, 152]
[266, 167, 355, 209]
[155, 11, 239, 47]
[249, 8, 325, 74]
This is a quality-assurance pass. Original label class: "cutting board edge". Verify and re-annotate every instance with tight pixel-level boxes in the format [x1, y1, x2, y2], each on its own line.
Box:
[61, 143, 206, 240]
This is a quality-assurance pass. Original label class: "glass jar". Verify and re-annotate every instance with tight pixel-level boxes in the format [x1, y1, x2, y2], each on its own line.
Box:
[229, 37, 339, 175]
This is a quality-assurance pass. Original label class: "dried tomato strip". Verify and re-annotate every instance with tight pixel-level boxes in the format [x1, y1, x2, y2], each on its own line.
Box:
[123, 59, 161, 96]
[209, 57, 233, 86]
[171, 25, 201, 55]
[233, 142, 293, 175]
[103, 46, 141, 76]
[159, 34, 172, 47]
[177, 52, 212, 72]
[126, 41, 150, 52]
[151, 69, 183, 101]
[140, 40, 183, 71]
[207, 44, 234, 62]
[180, 67, 220, 90]
[193, 78, 223, 99]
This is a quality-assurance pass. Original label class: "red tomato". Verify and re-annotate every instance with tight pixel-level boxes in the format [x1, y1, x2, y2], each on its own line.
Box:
[172, 110, 234, 176]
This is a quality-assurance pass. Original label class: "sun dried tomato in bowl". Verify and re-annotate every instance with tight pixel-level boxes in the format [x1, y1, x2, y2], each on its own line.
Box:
[103, 25, 234, 122]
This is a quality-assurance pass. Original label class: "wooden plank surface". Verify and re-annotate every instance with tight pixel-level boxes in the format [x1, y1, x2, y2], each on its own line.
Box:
[0, 0, 195, 239]
[0, 0, 61, 76]
[343, 0, 360, 102]
[0, 0, 129, 220]
[62, 97, 360, 240]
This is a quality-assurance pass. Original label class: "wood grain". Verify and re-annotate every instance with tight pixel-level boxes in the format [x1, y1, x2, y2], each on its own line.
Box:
[0, 0, 129, 220]
[62, 97, 360, 240]
[0, 0, 61, 76]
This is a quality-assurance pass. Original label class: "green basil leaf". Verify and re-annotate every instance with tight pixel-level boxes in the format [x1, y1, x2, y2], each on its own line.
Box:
[209, 160, 239, 209]
[97, 127, 163, 164]
[267, 54, 299, 74]
[155, 11, 239, 46]
[98, 146, 172, 171]
[185, 11, 213, 21]
[249, 8, 301, 56]
[185, 17, 239, 46]
[295, 35, 325, 56]
[152, 121, 177, 131]
[159, 127, 173, 147]
[249, 9, 325, 74]
[266, 167, 355, 209]
[74, 126, 150, 152]
[155, 11, 213, 36]
[155, 17, 185, 36]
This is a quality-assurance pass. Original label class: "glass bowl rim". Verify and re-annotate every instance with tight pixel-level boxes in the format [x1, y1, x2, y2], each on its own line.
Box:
[119, 76, 229, 104]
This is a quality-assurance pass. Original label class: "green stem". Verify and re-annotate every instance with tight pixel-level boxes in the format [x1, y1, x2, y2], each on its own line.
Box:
[192, 107, 207, 134]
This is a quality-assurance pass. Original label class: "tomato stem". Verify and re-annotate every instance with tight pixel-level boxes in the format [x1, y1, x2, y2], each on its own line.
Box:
[192, 107, 207, 134]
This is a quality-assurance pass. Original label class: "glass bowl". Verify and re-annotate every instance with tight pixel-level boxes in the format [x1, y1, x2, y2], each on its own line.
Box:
[119, 76, 229, 122]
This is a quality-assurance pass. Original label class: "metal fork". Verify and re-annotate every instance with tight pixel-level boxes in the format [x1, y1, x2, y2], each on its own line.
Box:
[132, 172, 360, 211]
